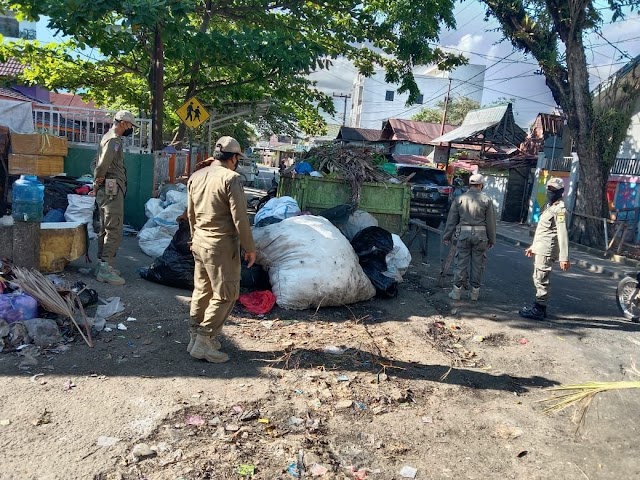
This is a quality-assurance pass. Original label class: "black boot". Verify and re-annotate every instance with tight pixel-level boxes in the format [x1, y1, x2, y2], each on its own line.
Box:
[519, 302, 547, 320]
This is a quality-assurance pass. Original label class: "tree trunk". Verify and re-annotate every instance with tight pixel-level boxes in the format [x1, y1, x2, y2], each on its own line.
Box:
[151, 24, 164, 151]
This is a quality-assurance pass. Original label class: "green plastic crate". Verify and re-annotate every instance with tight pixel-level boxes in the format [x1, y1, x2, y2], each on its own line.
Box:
[278, 175, 411, 235]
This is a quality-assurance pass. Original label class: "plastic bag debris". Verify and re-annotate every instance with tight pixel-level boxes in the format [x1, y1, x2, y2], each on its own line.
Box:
[0, 293, 38, 323]
[238, 290, 277, 315]
[399, 466, 418, 478]
[95, 297, 125, 320]
[351, 226, 397, 298]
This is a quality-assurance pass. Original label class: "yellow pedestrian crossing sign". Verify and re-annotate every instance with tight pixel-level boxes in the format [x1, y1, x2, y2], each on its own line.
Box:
[176, 96, 210, 128]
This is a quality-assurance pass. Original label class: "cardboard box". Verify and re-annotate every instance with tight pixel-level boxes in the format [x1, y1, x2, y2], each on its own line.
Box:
[8, 153, 64, 176]
[11, 133, 68, 156]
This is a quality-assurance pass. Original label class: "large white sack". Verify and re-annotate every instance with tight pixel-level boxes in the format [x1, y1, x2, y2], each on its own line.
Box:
[65, 194, 97, 239]
[165, 190, 188, 208]
[145, 198, 164, 219]
[253, 216, 375, 310]
[254, 196, 301, 227]
[154, 203, 186, 227]
[385, 234, 412, 282]
[138, 224, 177, 257]
[339, 210, 379, 240]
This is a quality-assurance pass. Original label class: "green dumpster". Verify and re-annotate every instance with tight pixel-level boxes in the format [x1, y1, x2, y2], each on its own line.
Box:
[278, 175, 411, 235]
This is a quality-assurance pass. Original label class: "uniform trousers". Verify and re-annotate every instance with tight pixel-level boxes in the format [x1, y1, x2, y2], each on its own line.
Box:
[453, 228, 489, 289]
[533, 254, 554, 305]
[96, 188, 124, 264]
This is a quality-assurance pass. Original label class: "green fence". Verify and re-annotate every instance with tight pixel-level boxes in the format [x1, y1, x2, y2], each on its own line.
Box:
[65, 146, 154, 229]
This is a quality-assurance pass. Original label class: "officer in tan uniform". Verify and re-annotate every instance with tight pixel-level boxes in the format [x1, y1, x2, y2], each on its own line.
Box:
[519, 177, 570, 320]
[443, 173, 497, 301]
[92, 110, 138, 286]
[187, 136, 257, 363]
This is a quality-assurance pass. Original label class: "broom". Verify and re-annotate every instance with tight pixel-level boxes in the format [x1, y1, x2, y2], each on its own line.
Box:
[539, 363, 640, 427]
[12, 267, 93, 347]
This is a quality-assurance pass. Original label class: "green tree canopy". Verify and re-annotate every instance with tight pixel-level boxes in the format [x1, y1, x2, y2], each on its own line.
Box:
[412, 96, 480, 125]
[0, 0, 466, 146]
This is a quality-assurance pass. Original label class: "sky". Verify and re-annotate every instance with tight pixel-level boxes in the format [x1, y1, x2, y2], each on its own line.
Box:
[309, 0, 640, 129]
[34, 1, 640, 130]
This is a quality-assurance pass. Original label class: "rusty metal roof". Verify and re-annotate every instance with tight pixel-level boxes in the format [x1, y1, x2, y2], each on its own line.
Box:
[430, 104, 527, 147]
[381, 119, 456, 144]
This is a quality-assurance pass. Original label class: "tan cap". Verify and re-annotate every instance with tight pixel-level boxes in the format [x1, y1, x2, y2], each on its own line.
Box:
[546, 177, 564, 190]
[215, 136, 248, 159]
[114, 110, 139, 128]
[469, 173, 486, 185]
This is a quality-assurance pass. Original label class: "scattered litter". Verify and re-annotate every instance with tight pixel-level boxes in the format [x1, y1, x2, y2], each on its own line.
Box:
[95, 297, 125, 320]
[421, 415, 433, 424]
[0, 419, 10, 426]
[225, 424, 240, 432]
[126, 317, 137, 322]
[494, 424, 523, 439]
[78, 268, 92, 275]
[208, 417, 221, 426]
[96, 436, 120, 447]
[472, 335, 485, 343]
[238, 290, 277, 315]
[237, 464, 255, 476]
[131, 443, 156, 461]
[354, 401, 367, 410]
[117, 323, 127, 331]
[30, 373, 44, 383]
[518, 338, 529, 345]
[258, 418, 270, 424]
[348, 466, 367, 479]
[287, 462, 301, 478]
[240, 409, 260, 421]
[63, 379, 76, 391]
[232, 405, 244, 414]
[399, 466, 418, 478]
[336, 375, 350, 382]
[310, 464, 328, 476]
[104, 328, 113, 332]
[323, 345, 347, 355]
[32, 409, 52, 426]
[289, 416, 304, 427]
[517, 450, 529, 458]
[261, 320, 274, 329]
[185, 415, 205, 426]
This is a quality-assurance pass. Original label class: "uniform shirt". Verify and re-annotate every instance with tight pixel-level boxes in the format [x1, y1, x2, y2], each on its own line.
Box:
[443, 188, 497, 244]
[187, 164, 256, 254]
[93, 128, 127, 194]
[531, 199, 569, 261]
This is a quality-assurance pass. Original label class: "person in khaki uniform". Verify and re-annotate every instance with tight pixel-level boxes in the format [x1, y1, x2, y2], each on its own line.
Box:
[187, 136, 256, 363]
[92, 110, 138, 286]
[443, 173, 497, 301]
[520, 177, 570, 320]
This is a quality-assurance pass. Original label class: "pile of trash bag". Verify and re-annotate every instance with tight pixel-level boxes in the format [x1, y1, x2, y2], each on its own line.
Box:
[138, 185, 188, 258]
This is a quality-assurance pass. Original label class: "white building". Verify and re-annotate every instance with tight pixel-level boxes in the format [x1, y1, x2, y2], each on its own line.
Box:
[349, 64, 485, 129]
[0, 11, 36, 41]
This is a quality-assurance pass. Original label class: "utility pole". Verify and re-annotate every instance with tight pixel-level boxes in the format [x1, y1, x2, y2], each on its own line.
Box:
[440, 78, 452, 136]
[333, 93, 351, 126]
[150, 23, 164, 151]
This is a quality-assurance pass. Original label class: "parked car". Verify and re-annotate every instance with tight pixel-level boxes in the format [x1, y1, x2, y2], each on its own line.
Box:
[395, 163, 453, 227]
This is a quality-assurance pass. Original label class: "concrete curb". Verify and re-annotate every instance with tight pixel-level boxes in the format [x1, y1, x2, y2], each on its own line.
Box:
[496, 231, 631, 280]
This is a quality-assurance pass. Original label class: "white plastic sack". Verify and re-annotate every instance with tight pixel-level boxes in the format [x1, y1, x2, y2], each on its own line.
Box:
[65, 194, 97, 239]
[339, 210, 379, 241]
[165, 190, 188, 208]
[138, 224, 177, 257]
[254, 196, 301, 227]
[154, 203, 186, 227]
[385, 234, 412, 282]
[253, 216, 375, 310]
[145, 198, 164, 219]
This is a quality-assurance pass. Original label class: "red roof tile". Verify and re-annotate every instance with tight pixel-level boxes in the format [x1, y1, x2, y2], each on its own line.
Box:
[49, 92, 99, 109]
[0, 58, 25, 78]
[0, 87, 35, 102]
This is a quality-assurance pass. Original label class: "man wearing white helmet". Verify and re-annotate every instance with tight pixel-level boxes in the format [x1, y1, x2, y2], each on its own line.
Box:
[443, 173, 497, 301]
[519, 177, 570, 320]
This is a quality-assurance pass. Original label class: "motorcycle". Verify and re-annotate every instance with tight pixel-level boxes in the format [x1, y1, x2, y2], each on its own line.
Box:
[616, 272, 640, 322]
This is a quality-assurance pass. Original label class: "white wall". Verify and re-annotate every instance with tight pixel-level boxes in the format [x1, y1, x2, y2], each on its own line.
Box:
[350, 64, 485, 129]
[618, 97, 640, 159]
[483, 174, 508, 220]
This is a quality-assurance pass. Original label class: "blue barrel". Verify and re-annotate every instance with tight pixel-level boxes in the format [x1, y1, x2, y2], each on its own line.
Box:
[12, 175, 44, 222]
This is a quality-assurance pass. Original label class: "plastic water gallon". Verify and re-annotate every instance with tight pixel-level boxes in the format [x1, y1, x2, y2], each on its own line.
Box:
[12, 175, 44, 222]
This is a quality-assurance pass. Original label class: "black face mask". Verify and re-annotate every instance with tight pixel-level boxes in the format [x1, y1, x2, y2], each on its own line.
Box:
[123, 127, 134, 137]
[546, 188, 564, 204]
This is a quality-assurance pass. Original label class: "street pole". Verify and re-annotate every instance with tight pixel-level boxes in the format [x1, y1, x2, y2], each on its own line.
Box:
[333, 93, 352, 126]
[440, 78, 452, 136]
[151, 23, 164, 151]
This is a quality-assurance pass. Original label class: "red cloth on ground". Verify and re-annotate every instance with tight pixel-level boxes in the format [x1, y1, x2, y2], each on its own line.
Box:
[238, 290, 276, 315]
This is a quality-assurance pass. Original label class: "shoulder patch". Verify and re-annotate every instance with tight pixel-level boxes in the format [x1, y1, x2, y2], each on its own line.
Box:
[557, 212, 566, 223]
[113, 142, 121, 152]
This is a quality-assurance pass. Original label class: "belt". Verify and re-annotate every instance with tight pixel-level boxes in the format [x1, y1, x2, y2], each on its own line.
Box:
[459, 225, 486, 231]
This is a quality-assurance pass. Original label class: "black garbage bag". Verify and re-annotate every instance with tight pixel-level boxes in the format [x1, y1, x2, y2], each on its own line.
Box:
[318, 204, 353, 226]
[71, 281, 99, 307]
[140, 220, 271, 291]
[139, 221, 195, 289]
[351, 226, 397, 298]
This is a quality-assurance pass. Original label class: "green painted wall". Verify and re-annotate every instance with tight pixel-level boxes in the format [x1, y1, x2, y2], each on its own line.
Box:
[65, 146, 154, 229]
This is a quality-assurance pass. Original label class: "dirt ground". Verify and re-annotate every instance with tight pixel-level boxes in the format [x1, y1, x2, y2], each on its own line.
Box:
[1, 235, 639, 480]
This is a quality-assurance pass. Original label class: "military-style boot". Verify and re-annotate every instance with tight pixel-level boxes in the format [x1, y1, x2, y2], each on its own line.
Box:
[519, 303, 547, 320]
[96, 258, 120, 275]
[96, 261, 126, 286]
[187, 332, 220, 352]
[470, 287, 480, 301]
[190, 334, 229, 363]
[448, 285, 462, 300]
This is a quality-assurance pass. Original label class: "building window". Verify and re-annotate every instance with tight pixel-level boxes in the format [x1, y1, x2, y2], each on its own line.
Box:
[416, 94, 424, 104]
[0, 17, 19, 38]
[385, 90, 394, 101]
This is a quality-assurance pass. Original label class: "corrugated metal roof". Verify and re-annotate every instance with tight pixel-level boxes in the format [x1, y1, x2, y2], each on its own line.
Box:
[430, 103, 527, 146]
[381, 119, 456, 144]
[392, 154, 432, 166]
[336, 127, 382, 142]
[0, 58, 25, 77]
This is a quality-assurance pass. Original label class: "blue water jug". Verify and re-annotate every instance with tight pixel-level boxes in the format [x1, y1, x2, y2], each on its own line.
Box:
[12, 175, 44, 222]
